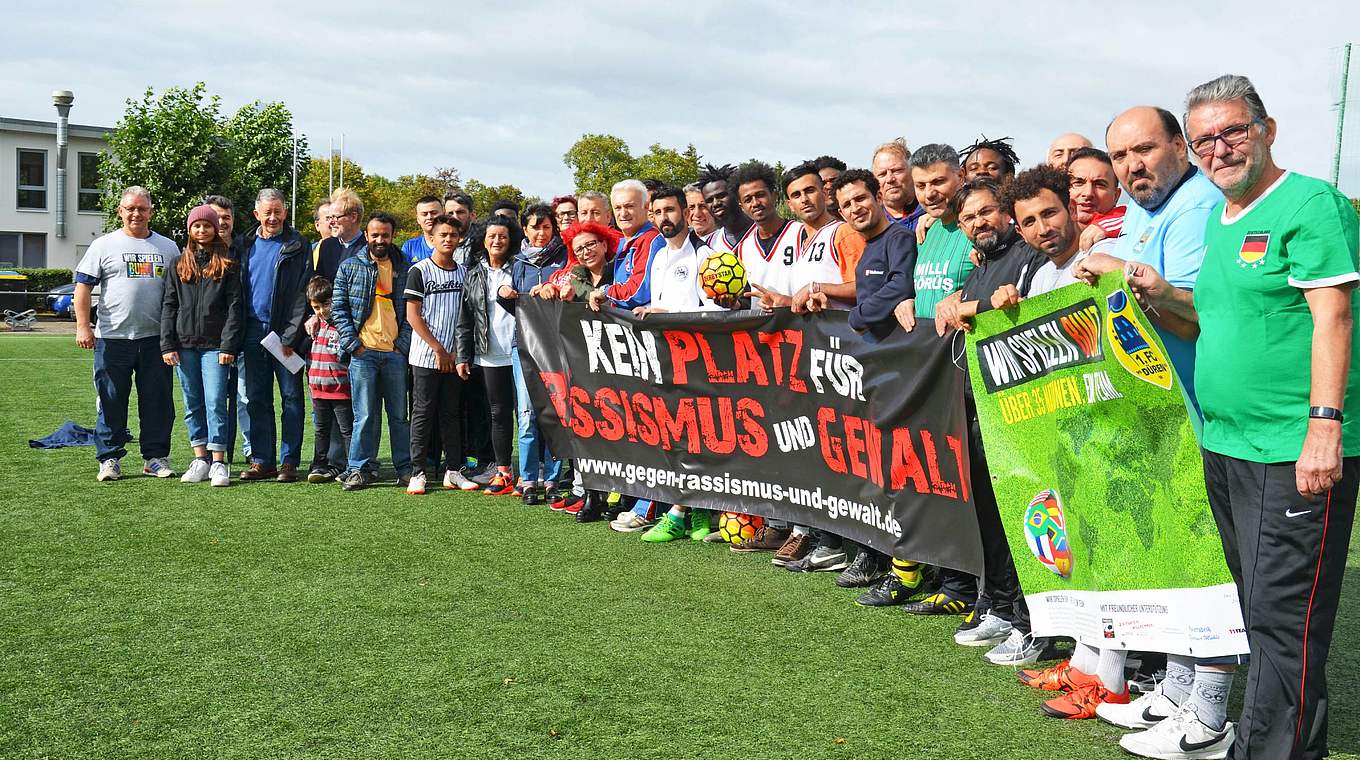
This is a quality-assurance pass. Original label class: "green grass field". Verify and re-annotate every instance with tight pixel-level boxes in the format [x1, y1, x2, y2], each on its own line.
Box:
[3, 334, 1359, 759]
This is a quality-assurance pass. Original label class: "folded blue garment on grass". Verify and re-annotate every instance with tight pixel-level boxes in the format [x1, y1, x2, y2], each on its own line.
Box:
[29, 421, 97, 449]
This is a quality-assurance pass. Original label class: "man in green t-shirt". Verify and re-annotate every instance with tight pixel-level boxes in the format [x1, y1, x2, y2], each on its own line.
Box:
[894, 144, 972, 331]
[1126, 74, 1359, 760]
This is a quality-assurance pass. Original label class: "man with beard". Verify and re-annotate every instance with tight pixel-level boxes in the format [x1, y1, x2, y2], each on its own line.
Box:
[683, 182, 716, 239]
[1075, 106, 1221, 406]
[698, 163, 750, 253]
[332, 212, 414, 490]
[872, 140, 925, 231]
[733, 160, 804, 312]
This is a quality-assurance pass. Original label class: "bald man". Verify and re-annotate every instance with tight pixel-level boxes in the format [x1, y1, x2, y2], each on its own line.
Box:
[1047, 133, 1093, 169]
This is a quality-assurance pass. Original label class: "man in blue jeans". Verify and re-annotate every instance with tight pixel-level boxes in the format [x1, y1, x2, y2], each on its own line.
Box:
[74, 185, 182, 481]
[238, 188, 313, 482]
[332, 212, 413, 490]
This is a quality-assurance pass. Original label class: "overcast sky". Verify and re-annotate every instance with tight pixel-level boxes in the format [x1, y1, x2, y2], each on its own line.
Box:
[4, 1, 1360, 198]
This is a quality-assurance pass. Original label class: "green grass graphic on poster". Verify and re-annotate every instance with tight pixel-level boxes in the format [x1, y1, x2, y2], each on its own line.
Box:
[965, 272, 1232, 595]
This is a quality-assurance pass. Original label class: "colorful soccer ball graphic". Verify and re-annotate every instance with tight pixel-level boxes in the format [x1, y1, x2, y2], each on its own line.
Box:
[718, 512, 764, 544]
[700, 251, 747, 300]
[1024, 489, 1073, 578]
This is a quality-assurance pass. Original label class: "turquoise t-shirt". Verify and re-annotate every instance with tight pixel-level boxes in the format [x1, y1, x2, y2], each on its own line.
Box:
[911, 219, 974, 318]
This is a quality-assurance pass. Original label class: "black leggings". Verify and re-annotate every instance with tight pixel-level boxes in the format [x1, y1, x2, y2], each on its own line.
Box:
[410, 366, 463, 475]
[481, 364, 515, 467]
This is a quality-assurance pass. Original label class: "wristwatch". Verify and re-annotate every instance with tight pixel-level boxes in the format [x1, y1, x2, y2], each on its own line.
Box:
[1309, 406, 1344, 423]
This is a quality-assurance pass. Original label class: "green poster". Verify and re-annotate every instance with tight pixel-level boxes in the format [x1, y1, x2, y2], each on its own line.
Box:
[965, 272, 1246, 657]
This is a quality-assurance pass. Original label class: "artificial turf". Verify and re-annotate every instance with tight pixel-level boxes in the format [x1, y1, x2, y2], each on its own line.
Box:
[2, 334, 1359, 759]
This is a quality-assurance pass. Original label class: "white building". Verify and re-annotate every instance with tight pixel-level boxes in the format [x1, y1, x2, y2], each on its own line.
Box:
[0, 116, 112, 271]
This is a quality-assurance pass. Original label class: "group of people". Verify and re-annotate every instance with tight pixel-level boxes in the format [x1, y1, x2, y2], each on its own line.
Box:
[71, 73, 1358, 760]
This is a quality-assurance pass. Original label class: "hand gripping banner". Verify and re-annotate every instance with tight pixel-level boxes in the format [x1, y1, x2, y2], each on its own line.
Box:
[965, 273, 1246, 657]
[517, 299, 983, 576]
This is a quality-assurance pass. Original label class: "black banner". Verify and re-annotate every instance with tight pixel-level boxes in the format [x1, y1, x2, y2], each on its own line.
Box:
[517, 300, 982, 575]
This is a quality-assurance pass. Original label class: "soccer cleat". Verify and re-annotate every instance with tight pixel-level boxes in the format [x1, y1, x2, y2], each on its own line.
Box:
[609, 511, 654, 533]
[521, 484, 541, 506]
[1096, 680, 1180, 730]
[406, 472, 427, 495]
[953, 611, 1014, 647]
[856, 576, 919, 607]
[209, 461, 230, 487]
[1118, 703, 1234, 759]
[181, 458, 211, 483]
[1042, 682, 1129, 720]
[143, 457, 176, 478]
[835, 550, 888, 588]
[240, 463, 278, 481]
[97, 458, 123, 482]
[901, 592, 973, 615]
[985, 629, 1048, 666]
[641, 513, 688, 543]
[484, 473, 516, 496]
[1018, 659, 1083, 691]
[730, 526, 790, 553]
[772, 531, 814, 566]
[688, 509, 712, 541]
[443, 469, 479, 491]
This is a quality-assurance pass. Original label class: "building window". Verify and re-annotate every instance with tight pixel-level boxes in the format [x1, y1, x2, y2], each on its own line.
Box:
[78, 153, 103, 212]
[17, 149, 47, 210]
[0, 232, 47, 267]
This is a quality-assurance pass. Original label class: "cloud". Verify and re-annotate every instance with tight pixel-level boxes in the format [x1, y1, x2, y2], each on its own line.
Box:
[3, 0, 1358, 196]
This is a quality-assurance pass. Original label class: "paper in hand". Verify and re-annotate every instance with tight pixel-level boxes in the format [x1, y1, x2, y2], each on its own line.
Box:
[261, 330, 306, 375]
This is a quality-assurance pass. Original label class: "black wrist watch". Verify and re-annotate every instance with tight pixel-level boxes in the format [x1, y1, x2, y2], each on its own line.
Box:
[1309, 406, 1344, 423]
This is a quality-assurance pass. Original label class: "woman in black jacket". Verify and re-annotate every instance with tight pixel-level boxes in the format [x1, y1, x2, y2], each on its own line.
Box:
[161, 205, 244, 486]
[456, 215, 522, 496]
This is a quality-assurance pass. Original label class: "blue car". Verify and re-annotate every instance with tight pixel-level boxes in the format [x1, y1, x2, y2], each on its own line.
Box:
[47, 283, 98, 319]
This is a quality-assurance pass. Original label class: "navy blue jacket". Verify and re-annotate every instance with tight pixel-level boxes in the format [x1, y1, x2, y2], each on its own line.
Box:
[849, 222, 917, 338]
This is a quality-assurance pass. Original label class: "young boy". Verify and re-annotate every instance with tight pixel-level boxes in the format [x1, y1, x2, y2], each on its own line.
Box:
[305, 277, 353, 483]
[405, 214, 476, 494]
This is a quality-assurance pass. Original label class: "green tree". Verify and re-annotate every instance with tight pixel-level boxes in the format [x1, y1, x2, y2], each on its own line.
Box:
[99, 84, 231, 242]
[463, 179, 528, 217]
[634, 143, 701, 187]
[562, 133, 636, 195]
[295, 156, 369, 241]
[221, 101, 307, 227]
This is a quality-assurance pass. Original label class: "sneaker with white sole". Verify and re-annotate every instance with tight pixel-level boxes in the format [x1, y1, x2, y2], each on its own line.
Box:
[443, 469, 479, 491]
[954, 611, 1014, 647]
[1118, 703, 1234, 759]
[1097, 680, 1179, 730]
[984, 629, 1048, 666]
[209, 461, 230, 487]
[609, 512, 655, 533]
[406, 471, 427, 495]
[142, 457, 176, 478]
[97, 458, 122, 482]
[181, 459, 211, 483]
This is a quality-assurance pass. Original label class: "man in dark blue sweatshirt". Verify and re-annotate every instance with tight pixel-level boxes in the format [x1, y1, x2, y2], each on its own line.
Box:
[819, 169, 916, 340]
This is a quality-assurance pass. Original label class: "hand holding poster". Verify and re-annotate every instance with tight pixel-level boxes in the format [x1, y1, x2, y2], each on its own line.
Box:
[966, 272, 1247, 657]
[517, 299, 984, 575]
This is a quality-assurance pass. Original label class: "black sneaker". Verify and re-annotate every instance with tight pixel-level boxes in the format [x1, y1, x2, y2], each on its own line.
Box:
[901, 592, 974, 615]
[835, 550, 888, 588]
[342, 469, 376, 492]
[576, 492, 606, 523]
[855, 576, 921, 606]
[307, 466, 336, 484]
[544, 489, 564, 508]
[522, 485, 541, 506]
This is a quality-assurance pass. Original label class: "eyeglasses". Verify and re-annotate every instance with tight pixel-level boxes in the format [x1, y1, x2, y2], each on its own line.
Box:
[1188, 120, 1261, 158]
[119, 205, 151, 215]
[326, 211, 354, 221]
[575, 239, 603, 252]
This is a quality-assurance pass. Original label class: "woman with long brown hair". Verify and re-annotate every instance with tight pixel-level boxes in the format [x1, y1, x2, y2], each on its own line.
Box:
[160, 204, 244, 486]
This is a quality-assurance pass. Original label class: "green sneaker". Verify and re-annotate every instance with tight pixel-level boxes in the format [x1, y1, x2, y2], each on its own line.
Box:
[641, 513, 687, 543]
[688, 509, 712, 541]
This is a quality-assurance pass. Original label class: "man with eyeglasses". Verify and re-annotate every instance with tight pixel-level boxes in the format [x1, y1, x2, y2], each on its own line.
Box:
[1116, 75, 1360, 760]
[74, 186, 182, 481]
[1074, 105, 1221, 411]
[315, 188, 367, 281]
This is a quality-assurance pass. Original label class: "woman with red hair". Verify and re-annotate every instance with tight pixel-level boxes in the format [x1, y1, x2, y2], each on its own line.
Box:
[544, 221, 622, 310]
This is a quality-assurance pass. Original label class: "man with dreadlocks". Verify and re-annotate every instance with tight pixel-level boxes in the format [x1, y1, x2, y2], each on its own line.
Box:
[697, 163, 751, 253]
[961, 136, 1019, 182]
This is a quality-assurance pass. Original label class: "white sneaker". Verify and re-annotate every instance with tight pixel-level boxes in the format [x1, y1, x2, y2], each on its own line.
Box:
[443, 469, 478, 491]
[97, 458, 122, 482]
[954, 611, 1014, 647]
[1119, 703, 1234, 759]
[142, 457, 176, 478]
[984, 628, 1047, 666]
[209, 461, 230, 487]
[609, 512, 655, 533]
[407, 471, 427, 495]
[1098, 680, 1179, 730]
[181, 459, 211, 483]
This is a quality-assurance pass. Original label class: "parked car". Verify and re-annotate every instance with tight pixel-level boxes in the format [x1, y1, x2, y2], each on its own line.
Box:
[48, 283, 99, 320]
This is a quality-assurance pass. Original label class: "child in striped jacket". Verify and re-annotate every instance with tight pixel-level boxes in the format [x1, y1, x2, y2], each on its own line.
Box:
[305, 276, 353, 483]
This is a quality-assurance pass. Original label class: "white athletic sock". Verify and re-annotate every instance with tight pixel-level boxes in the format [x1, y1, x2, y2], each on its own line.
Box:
[1071, 643, 1100, 675]
[792, 525, 811, 537]
[667, 506, 685, 520]
[1095, 648, 1128, 693]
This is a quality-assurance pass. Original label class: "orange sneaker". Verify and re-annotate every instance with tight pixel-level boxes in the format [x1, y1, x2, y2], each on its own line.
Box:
[484, 473, 516, 496]
[1018, 659, 1088, 691]
[1040, 682, 1129, 720]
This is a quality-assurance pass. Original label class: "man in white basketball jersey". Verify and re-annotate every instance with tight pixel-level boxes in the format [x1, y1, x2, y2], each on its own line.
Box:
[731, 160, 804, 311]
[783, 162, 864, 313]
